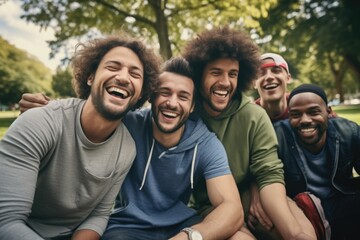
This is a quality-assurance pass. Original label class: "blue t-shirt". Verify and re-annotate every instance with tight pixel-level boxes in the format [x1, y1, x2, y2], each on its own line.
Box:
[107, 108, 230, 229]
[302, 147, 336, 199]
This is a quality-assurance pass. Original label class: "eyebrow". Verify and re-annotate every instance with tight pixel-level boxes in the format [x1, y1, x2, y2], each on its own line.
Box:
[105, 60, 143, 72]
[209, 67, 239, 72]
[289, 106, 321, 112]
[159, 87, 192, 96]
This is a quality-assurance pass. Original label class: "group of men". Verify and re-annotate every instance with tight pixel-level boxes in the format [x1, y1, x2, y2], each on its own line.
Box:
[0, 26, 359, 240]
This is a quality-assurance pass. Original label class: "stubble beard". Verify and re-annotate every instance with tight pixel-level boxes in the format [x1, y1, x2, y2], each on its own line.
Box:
[92, 90, 134, 121]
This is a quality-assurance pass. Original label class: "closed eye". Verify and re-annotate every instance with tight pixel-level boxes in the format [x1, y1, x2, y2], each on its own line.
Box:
[130, 71, 143, 79]
[210, 70, 221, 76]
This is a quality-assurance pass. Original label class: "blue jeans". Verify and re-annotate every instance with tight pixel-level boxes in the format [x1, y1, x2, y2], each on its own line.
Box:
[101, 215, 202, 240]
[322, 191, 360, 239]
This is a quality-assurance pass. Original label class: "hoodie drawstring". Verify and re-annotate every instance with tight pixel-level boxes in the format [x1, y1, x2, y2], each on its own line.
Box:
[139, 139, 155, 190]
[190, 143, 198, 189]
[139, 139, 198, 190]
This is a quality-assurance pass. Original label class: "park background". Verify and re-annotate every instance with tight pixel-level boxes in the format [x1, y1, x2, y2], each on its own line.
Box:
[0, 0, 359, 139]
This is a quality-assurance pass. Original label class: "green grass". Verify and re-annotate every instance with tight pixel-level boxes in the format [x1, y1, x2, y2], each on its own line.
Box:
[0, 111, 19, 139]
[332, 104, 360, 124]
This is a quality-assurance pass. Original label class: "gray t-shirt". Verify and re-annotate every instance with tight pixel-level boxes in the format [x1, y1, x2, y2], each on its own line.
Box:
[0, 98, 135, 239]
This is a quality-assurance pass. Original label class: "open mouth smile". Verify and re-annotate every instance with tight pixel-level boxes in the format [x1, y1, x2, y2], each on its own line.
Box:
[107, 86, 129, 99]
[161, 110, 178, 119]
[213, 90, 229, 97]
[298, 126, 317, 137]
[263, 83, 279, 90]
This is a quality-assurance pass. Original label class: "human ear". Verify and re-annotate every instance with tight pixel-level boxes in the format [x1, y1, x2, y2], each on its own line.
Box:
[87, 75, 94, 86]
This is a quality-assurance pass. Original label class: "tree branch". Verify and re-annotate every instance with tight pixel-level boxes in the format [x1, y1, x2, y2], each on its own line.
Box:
[94, 0, 156, 28]
[167, 1, 221, 18]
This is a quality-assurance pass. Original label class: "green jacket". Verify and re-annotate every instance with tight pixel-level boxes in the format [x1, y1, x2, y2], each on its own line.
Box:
[191, 94, 284, 216]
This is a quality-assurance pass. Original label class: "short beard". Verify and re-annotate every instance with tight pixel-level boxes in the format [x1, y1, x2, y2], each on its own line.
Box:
[295, 126, 324, 147]
[92, 91, 132, 121]
[152, 105, 187, 134]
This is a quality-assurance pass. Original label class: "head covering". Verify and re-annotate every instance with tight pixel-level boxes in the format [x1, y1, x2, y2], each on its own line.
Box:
[288, 84, 328, 105]
[260, 53, 290, 73]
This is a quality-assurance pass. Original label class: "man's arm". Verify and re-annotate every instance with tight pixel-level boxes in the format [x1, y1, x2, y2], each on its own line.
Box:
[260, 183, 315, 239]
[0, 108, 55, 239]
[171, 175, 243, 240]
[251, 112, 315, 239]
[71, 229, 100, 240]
[19, 93, 50, 113]
[248, 182, 273, 230]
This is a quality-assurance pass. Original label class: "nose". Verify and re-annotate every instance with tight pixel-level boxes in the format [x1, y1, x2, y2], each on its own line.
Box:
[299, 113, 311, 124]
[219, 73, 231, 86]
[115, 68, 130, 84]
[166, 95, 178, 108]
[264, 69, 274, 80]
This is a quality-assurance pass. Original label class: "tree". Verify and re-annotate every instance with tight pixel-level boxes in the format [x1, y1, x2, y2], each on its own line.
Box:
[0, 37, 53, 106]
[256, 0, 360, 100]
[52, 67, 76, 97]
[20, 0, 273, 60]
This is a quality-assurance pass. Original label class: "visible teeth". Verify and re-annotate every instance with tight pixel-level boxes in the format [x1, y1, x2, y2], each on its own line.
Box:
[264, 83, 278, 89]
[108, 87, 128, 98]
[300, 128, 315, 133]
[214, 90, 228, 96]
[162, 111, 177, 118]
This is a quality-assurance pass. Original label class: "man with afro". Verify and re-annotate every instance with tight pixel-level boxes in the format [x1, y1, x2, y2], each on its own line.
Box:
[183, 26, 316, 239]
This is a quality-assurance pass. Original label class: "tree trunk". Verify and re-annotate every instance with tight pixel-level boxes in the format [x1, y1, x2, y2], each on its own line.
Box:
[328, 54, 346, 102]
[150, 0, 172, 60]
[344, 54, 360, 86]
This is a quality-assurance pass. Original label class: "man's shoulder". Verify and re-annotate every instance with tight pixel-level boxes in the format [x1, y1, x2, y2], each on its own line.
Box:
[328, 117, 359, 136]
[273, 119, 292, 136]
[236, 100, 269, 118]
[123, 108, 150, 124]
[48, 98, 83, 109]
[20, 98, 82, 123]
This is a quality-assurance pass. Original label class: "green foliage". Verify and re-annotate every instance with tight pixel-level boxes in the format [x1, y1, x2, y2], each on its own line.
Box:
[52, 67, 76, 97]
[14, 0, 359, 99]
[256, 0, 360, 100]
[19, 0, 273, 59]
[0, 37, 53, 106]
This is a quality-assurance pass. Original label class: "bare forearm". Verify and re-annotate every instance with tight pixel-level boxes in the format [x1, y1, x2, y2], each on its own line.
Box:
[259, 183, 302, 239]
[170, 201, 243, 240]
[195, 200, 243, 240]
[71, 229, 100, 240]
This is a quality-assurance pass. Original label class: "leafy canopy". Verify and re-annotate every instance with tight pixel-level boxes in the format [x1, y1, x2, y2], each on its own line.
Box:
[0, 37, 53, 105]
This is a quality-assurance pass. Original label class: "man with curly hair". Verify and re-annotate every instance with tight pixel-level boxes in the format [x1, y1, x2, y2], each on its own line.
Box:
[0, 35, 160, 240]
[16, 57, 244, 240]
[183, 26, 316, 239]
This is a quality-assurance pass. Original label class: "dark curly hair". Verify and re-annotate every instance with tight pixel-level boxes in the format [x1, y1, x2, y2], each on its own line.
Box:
[149, 57, 196, 104]
[182, 26, 260, 99]
[72, 34, 161, 109]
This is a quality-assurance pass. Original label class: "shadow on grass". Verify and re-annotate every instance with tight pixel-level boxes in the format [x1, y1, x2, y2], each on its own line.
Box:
[0, 117, 16, 127]
[0, 117, 17, 139]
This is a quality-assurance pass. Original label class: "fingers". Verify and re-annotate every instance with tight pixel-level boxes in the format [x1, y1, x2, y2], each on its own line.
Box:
[248, 205, 274, 231]
[254, 206, 273, 230]
[247, 214, 257, 230]
[43, 93, 51, 101]
[19, 93, 49, 114]
[22, 93, 49, 104]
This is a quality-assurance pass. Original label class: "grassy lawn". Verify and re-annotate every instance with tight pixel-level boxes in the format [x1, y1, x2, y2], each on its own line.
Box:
[0, 105, 359, 140]
[0, 111, 19, 139]
[332, 104, 360, 124]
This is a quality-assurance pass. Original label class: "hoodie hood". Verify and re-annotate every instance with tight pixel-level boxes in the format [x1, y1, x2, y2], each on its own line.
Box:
[112, 108, 230, 229]
[197, 93, 252, 120]
[137, 109, 214, 190]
